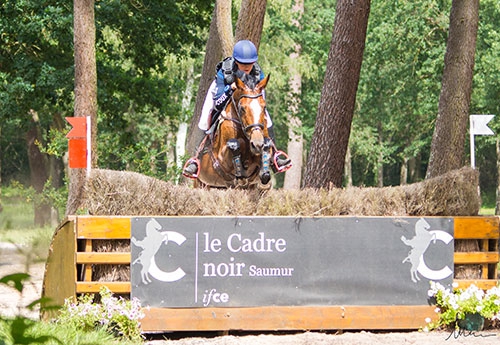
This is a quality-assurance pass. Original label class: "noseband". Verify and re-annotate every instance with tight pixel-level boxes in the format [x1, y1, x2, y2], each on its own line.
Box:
[231, 92, 266, 136]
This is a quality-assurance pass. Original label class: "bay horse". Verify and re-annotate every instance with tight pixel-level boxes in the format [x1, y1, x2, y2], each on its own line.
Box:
[194, 75, 273, 189]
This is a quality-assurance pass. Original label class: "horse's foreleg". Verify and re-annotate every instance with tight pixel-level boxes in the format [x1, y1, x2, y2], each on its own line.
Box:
[259, 138, 272, 185]
[227, 139, 243, 178]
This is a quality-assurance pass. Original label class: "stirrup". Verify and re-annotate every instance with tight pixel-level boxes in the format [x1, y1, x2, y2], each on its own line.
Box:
[182, 158, 200, 179]
[273, 151, 292, 173]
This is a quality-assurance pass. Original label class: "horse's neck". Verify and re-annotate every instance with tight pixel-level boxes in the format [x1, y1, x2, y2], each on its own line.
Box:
[211, 103, 240, 148]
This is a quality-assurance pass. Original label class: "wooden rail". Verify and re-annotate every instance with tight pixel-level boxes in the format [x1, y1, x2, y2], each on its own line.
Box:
[453, 217, 499, 290]
[42, 215, 499, 332]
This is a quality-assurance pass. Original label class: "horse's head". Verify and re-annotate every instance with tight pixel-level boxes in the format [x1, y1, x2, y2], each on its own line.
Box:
[415, 218, 431, 234]
[232, 75, 270, 155]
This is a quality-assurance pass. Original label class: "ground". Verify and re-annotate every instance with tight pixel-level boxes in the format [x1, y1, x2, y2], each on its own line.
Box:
[1, 243, 498, 344]
[0, 242, 44, 320]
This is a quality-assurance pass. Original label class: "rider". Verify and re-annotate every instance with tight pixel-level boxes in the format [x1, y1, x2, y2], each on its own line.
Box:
[183, 40, 292, 178]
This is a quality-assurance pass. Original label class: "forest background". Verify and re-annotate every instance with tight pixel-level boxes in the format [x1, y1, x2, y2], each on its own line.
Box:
[1, 0, 500, 227]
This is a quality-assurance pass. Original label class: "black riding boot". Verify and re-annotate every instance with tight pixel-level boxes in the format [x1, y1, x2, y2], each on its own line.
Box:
[268, 126, 291, 172]
[182, 129, 206, 178]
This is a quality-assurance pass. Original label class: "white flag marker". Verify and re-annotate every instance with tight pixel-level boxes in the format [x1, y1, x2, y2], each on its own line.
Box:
[470, 114, 495, 168]
[470, 114, 494, 135]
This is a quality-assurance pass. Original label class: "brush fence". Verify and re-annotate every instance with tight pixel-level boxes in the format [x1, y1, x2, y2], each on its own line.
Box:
[42, 215, 499, 332]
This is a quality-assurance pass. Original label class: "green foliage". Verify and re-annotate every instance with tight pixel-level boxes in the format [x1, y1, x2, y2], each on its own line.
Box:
[426, 282, 500, 331]
[0, 0, 211, 188]
[0, 317, 61, 345]
[261, 0, 336, 146]
[0, 274, 31, 294]
[0, 317, 138, 345]
[56, 287, 145, 342]
[0, 272, 141, 345]
[0, 0, 73, 185]
[2, 180, 67, 224]
[354, 0, 450, 186]
[471, 0, 500, 202]
[2, 0, 500, 196]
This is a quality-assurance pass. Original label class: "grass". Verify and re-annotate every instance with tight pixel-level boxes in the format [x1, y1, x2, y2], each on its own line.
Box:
[0, 198, 54, 262]
[479, 207, 496, 215]
[0, 199, 36, 231]
[0, 318, 141, 345]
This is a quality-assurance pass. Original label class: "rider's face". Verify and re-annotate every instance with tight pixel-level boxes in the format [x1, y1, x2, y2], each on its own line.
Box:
[235, 61, 254, 74]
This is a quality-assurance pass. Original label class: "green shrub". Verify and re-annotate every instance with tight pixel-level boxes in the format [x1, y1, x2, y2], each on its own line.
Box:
[56, 287, 145, 342]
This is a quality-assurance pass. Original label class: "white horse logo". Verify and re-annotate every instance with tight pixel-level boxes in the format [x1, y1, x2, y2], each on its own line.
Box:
[401, 218, 453, 283]
[401, 218, 435, 282]
[132, 218, 186, 285]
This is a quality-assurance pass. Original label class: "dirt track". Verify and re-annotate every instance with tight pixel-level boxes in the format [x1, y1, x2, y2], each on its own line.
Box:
[1, 243, 498, 344]
[0, 242, 44, 320]
[145, 329, 499, 345]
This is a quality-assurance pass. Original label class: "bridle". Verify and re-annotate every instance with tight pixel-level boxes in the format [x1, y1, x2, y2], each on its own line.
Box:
[229, 92, 266, 139]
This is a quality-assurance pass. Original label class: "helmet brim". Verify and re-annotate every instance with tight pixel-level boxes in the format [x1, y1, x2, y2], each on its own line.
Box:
[235, 58, 257, 64]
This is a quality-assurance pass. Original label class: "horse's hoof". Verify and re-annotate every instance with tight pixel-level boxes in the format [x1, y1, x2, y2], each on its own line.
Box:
[236, 178, 249, 188]
[260, 172, 271, 185]
[258, 181, 272, 190]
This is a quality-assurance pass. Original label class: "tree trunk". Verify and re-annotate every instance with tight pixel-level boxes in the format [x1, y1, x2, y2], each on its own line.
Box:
[344, 144, 353, 187]
[185, 7, 222, 162]
[425, 0, 479, 278]
[283, 0, 304, 190]
[426, 0, 479, 179]
[67, 0, 97, 215]
[235, 0, 267, 46]
[400, 157, 408, 186]
[304, 0, 371, 188]
[216, 0, 234, 57]
[26, 110, 51, 226]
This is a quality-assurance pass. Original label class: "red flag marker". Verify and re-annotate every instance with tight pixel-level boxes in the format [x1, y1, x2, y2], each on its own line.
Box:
[66, 117, 88, 168]
[68, 138, 87, 168]
[66, 117, 87, 138]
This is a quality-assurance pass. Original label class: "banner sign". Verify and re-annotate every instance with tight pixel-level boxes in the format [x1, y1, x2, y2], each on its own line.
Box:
[131, 217, 454, 308]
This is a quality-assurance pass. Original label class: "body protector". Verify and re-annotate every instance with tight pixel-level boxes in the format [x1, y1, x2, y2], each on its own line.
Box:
[198, 58, 271, 131]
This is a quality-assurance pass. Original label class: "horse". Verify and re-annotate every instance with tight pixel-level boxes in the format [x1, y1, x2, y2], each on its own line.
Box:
[194, 75, 273, 189]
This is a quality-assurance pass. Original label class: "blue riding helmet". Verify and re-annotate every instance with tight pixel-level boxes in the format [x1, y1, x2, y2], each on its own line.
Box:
[233, 40, 258, 64]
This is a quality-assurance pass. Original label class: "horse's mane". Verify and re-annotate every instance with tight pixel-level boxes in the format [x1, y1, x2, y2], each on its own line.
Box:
[236, 72, 259, 90]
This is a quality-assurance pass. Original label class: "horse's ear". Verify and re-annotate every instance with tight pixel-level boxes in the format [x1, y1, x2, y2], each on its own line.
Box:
[257, 74, 270, 90]
[235, 77, 246, 89]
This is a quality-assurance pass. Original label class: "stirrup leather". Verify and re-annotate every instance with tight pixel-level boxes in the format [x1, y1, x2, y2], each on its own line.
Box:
[182, 158, 200, 179]
[273, 150, 292, 173]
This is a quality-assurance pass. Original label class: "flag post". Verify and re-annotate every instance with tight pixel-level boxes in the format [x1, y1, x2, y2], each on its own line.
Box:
[86, 116, 91, 177]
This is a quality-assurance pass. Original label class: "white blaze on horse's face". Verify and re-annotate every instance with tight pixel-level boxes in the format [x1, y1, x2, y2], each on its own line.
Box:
[249, 98, 263, 126]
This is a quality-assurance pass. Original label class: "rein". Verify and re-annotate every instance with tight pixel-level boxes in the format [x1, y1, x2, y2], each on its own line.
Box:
[229, 92, 266, 135]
